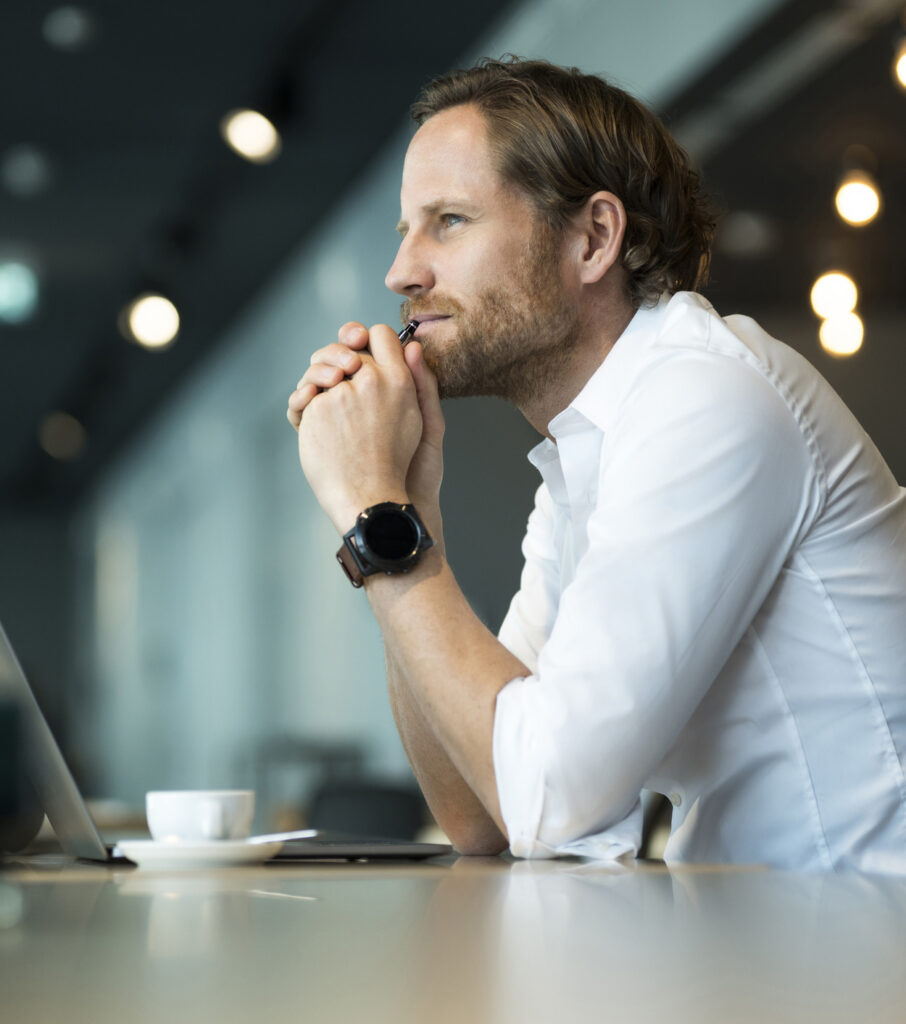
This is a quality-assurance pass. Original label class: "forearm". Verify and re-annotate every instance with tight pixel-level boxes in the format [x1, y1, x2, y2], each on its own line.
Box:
[290, 327, 516, 851]
[385, 648, 508, 855]
[366, 543, 529, 848]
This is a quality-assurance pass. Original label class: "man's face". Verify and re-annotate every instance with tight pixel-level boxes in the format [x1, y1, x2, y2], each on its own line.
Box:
[386, 104, 580, 404]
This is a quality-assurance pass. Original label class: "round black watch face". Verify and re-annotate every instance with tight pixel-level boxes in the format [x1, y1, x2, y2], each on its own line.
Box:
[362, 508, 419, 560]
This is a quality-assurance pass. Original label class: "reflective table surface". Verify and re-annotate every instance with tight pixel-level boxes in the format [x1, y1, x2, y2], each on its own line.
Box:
[2, 853, 905, 1023]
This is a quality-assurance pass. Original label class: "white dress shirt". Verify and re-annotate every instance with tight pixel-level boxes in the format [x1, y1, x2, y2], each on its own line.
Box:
[494, 291, 906, 870]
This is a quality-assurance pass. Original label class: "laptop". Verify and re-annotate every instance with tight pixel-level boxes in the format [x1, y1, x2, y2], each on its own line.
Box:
[0, 619, 451, 863]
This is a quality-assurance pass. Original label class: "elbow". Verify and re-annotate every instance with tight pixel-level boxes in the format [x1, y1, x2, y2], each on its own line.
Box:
[452, 833, 510, 857]
[446, 818, 510, 858]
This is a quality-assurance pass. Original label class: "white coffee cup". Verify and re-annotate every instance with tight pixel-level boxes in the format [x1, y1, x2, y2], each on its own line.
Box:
[146, 790, 255, 843]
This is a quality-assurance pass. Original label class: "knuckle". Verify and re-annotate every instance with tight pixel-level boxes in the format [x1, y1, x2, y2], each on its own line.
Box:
[334, 346, 357, 369]
[389, 368, 414, 392]
[306, 366, 338, 387]
[311, 343, 356, 370]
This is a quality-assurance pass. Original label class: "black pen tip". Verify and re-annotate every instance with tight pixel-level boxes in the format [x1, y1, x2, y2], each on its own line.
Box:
[398, 320, 420, 344]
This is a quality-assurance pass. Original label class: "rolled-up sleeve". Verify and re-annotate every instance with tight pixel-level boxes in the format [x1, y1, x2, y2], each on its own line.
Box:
[493, 353, 820, 858]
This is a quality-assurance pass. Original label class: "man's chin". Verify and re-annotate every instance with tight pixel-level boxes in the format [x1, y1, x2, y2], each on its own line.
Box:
[419, 331, 458, 375]
[421, 349, 453, 392]
[420, 344, 465, 399]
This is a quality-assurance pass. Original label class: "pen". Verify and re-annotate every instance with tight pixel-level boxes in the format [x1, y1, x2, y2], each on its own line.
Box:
[397, 320, 419, 345]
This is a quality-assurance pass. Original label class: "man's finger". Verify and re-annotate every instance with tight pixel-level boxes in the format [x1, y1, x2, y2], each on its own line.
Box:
[404, 342, 444, 441]
[299, 364, 348, 390]
[286, 383, 319, 430]
[308, 343, 363, 374]
[338, 322, 370, 348]
[367, 323, 408, 367]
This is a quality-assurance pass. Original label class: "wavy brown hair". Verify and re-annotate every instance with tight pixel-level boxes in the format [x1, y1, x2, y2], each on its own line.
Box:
[411, 56, 715, 309]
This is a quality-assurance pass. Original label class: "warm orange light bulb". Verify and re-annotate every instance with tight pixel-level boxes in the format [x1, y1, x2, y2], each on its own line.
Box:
[894, 39, 906, 89]
[819, 312, 863, 357]
[810, 272, 858, 319]
[835, 171, 880, 226]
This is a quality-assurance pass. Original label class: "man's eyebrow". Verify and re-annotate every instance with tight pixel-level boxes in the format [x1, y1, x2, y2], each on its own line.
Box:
[395, 198, 481, 236]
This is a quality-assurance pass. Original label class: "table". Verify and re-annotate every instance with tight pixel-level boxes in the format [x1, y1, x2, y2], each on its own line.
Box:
[2, 853, 905, 1023]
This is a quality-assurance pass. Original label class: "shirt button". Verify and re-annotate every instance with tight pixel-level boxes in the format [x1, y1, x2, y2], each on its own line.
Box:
[669, 792, 683, 807]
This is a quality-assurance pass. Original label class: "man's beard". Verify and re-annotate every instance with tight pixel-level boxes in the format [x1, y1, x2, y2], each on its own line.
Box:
[401, 224, 580, 406]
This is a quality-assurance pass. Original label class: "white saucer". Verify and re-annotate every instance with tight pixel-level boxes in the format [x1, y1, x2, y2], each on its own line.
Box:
[115, 838, 284, 869]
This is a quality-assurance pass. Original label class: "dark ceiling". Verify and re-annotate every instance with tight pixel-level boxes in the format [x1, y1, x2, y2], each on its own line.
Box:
[3, 0, 906, 508]
[1, 0, 519, 506]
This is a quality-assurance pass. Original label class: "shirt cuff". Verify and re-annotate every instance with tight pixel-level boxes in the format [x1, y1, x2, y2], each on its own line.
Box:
[494, 675, 642, 860]
[494, 675, 548, 857]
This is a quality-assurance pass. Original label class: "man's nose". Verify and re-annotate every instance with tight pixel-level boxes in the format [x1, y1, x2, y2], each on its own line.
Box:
[385, 236, 434, 295]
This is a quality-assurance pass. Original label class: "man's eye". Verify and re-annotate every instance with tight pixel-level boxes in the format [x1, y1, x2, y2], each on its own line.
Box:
[440, 213, 465, 228]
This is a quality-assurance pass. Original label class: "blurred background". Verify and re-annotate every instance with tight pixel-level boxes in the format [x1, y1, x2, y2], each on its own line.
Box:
[2, 0, 905, 835]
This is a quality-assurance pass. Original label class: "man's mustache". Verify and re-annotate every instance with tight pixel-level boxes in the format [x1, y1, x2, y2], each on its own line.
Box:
[401, 296, 465, 324]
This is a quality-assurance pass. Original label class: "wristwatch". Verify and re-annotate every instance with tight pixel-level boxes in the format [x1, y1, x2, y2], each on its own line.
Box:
[336, 502, 434, 588]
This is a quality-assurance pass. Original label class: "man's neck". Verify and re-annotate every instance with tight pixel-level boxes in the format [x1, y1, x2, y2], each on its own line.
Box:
[519, 297, 636, 440]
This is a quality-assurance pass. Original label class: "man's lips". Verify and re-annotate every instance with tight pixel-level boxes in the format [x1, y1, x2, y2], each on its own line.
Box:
[409, 314, 451, 334]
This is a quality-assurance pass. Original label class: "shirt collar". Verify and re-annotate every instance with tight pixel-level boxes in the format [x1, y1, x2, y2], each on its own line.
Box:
[528, 292, 675, 474]
[566, 292, 674, 435]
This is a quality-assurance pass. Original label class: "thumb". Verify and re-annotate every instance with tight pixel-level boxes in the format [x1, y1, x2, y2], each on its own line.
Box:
[404, 342, 445, 444]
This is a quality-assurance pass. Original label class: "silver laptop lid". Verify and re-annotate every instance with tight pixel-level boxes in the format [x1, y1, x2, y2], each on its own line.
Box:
[0, 620, 109, 860]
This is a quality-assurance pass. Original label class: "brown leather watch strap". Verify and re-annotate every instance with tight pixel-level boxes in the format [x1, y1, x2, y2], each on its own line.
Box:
[336, 538, 365, 588]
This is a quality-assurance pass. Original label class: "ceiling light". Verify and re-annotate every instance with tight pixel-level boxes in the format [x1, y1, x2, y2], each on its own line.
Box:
[894, 38, 906, 89]
[810, 272, 857, 319]
[0, 261, 39, 323]
[122, 293, 180, 348]
[835, 170, 880, 226]
[42, 7, 96, 51]
[38, 411, 87, 460]
[1, 144, 53, 197]
[714, 210, 777, 259]
[819, 312, 863, 357]
[220, 109, 282, 164]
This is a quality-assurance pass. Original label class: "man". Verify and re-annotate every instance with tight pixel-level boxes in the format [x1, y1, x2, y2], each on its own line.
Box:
[286, 58, 906, 869]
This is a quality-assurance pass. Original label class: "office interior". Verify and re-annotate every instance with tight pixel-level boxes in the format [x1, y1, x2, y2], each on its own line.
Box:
[2, 0, 906, 841]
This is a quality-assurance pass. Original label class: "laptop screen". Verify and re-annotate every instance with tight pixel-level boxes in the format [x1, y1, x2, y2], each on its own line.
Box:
[0, 620, 109, 860]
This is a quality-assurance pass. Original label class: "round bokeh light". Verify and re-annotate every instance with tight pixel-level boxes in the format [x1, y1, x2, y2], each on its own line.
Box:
[810, 272, 857, 319]
[819, 312, 864, 357]
[835, 175, 880, 226]
[0, 261, 39, 323]
[220, 109, 281, 164]
[124, 293, 180, 348]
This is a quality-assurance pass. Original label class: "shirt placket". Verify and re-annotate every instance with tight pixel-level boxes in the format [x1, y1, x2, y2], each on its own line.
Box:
[557, 426, 603, 578]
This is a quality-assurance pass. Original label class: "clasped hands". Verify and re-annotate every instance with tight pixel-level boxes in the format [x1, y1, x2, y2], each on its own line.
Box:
[287, 321, 445, 537]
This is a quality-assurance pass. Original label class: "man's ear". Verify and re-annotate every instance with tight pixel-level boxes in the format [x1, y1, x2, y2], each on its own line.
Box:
[570, 191, 627, 285]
